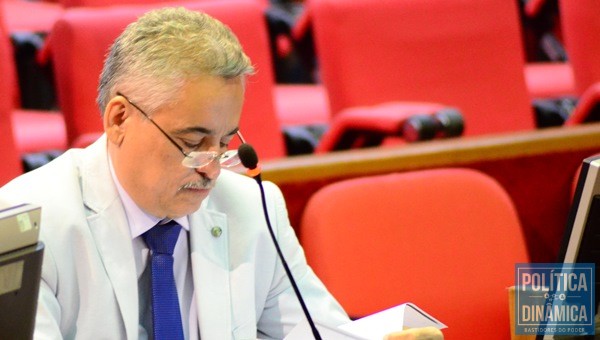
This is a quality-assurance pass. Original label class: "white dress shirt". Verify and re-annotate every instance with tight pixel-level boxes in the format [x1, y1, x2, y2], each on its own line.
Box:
[109, 160, 198, 339]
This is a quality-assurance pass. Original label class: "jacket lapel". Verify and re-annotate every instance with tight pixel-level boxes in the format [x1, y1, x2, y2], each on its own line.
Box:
[189, 208, 232, 339]
[80, 136, 139, 340]
[79, 135, 235, 339]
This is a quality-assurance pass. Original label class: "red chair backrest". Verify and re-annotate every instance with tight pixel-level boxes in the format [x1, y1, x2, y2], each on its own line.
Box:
[57, 0, 268, 8]
[309, 0, 535, 136]
[300, 168, 529, 339]
[560, 0, 600, 96]
[0, 2, 20, 110]
[0, 5, 25, 184]
[58, 0, 178, 8]
[49, 0, 286, 159]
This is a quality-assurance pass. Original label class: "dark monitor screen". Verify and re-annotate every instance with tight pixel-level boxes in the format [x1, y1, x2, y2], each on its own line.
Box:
[0, 242, 44, 339]
[535, 155, 600, 339]
[0, 203, 44, 339]
[559, 155, 600, 308]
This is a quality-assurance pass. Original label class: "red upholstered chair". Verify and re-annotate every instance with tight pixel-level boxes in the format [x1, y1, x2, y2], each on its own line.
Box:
[300, 169, 529, 339]
[56, 0, 178, 8]
[0, 104, 21, 186]
[519, 0, 576, 100]
[43, 0, 326, 133]
[557, 0, 600, 126]
[0, 18, 22, 185]
[1, 0, 63, 33]
[47, 0, 286, 159]
[559, 0, 600, 97]
[309, 0, 536, 137]
[0, 1, 66, 157]
[53, 0, 267, 7]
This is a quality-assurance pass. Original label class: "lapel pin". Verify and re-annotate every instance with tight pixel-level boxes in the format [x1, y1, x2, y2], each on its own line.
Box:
[211, 226, 222, 238]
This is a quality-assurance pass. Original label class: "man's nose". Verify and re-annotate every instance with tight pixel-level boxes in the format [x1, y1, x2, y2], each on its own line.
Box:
[195, 156, 221, 180]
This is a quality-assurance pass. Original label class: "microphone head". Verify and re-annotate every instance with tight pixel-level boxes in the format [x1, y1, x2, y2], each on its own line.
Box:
[238, 143, 259, 169]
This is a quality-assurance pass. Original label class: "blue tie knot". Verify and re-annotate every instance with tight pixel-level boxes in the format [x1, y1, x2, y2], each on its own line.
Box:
[143, 220, 182, 255]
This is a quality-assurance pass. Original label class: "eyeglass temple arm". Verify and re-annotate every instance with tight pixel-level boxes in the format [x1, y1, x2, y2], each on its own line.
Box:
[236, 131, 247, 144]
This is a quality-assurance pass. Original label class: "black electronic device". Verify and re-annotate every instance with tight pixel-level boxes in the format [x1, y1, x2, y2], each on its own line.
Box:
[536, 155, 600, 339]
[559, 156, 600, 309]
[0, 203, 44, 340]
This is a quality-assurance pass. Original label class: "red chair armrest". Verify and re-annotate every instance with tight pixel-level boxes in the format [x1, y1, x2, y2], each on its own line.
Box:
[564, 82, 600, 126]
[315, 102, 452, 152]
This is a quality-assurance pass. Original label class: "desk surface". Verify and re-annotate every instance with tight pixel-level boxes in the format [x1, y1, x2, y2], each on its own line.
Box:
[263, 124, 600, 183]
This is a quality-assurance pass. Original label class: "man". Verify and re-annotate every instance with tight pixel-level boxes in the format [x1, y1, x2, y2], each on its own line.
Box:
[0, 7, 441, 340]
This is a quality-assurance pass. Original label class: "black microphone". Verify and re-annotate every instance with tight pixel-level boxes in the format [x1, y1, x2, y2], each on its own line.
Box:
[238, 143, 260, 179]
[237, 143, 322, 340]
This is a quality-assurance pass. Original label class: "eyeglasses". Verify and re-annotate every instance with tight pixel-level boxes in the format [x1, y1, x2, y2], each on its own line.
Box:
[117, 92, 243, 169]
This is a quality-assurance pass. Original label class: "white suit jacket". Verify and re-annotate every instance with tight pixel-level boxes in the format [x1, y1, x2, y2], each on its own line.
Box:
[0, 135, 349, 339]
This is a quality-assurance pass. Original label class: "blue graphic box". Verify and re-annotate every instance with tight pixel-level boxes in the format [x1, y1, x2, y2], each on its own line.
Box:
[515, 263, 595, 336]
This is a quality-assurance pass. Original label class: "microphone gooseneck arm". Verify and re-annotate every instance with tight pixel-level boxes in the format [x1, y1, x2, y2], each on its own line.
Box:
[237, 143, 322, 340]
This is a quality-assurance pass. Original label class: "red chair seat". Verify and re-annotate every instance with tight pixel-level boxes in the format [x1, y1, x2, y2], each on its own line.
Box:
[2, 0, 64, 33]
[274, 84, 330, 127]
[12, 110, 67, 154]
[524, 62, 576, 99]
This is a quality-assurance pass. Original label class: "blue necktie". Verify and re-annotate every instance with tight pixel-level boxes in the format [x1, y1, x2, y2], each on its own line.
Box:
[143, 221, 184, 340]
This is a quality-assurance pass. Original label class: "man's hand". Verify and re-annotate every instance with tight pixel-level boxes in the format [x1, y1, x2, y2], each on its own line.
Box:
[383, 326, 444, 340]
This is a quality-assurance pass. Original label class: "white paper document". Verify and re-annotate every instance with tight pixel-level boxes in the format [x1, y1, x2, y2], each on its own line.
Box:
[285, 302, 447, 340]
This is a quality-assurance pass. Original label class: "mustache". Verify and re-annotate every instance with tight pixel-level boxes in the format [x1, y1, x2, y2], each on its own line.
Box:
[179, 177, 215, 191]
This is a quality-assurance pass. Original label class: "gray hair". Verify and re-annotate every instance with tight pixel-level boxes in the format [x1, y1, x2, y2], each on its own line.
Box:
[97, 7, 255, 115]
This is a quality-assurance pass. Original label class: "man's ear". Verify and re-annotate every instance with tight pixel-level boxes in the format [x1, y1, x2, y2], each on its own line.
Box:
[104, 96, 130, 146]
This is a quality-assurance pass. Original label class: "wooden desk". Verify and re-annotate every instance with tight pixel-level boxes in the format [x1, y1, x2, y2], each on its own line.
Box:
[263, 124, 600, 263]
